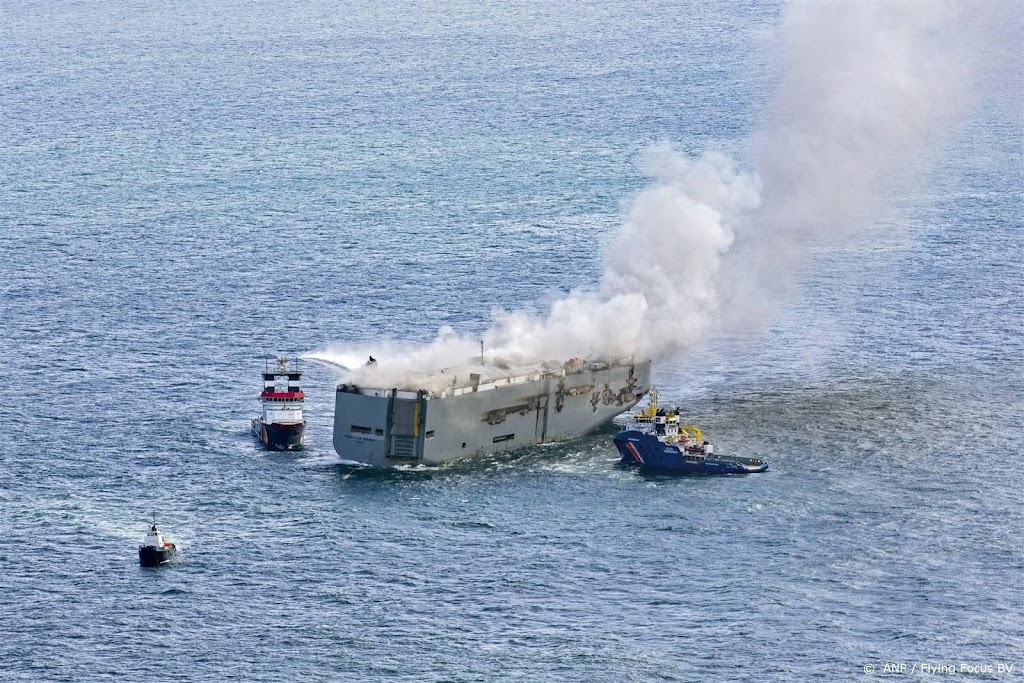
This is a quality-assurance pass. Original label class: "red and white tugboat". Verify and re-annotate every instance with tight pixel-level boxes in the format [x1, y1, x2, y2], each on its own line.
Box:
[252, 357, 306, 450]
[138, 516, 177, 567]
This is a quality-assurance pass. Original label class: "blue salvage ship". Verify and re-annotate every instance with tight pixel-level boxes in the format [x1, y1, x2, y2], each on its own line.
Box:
[614, 389, 767, 475]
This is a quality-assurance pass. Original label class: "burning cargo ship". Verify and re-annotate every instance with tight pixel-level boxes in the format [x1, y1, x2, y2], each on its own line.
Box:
[332, 357, 651, 467]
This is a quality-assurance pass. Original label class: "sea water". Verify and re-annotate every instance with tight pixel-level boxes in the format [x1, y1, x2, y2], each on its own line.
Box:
[1, 1, 1021, 680]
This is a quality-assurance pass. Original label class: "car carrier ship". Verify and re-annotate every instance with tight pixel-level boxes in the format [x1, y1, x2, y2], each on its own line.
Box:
[333, 357, 651, 467]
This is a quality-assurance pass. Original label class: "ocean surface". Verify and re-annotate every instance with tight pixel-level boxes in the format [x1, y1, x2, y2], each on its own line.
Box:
[1, 1, 1022, 681]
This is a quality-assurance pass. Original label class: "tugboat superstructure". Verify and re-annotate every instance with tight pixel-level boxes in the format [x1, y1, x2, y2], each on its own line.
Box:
[252, 357, 306, 450]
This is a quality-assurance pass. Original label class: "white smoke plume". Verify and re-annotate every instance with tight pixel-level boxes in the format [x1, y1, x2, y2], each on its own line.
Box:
[483, 148, 759, 362]
[722, 1, 983, 326]
[309, 151, 759, 385]
[311, 1, 1007, 386]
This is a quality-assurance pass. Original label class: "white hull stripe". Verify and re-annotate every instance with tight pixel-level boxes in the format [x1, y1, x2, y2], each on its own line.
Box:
[625, 441, 645, 464]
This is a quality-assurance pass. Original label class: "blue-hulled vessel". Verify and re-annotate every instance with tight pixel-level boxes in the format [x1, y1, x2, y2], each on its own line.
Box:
[613, 388, 767, 475]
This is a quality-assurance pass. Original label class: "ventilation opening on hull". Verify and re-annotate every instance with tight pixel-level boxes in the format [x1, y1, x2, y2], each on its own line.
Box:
[493, 434, 514, 443]
[351, 425, 371, 434]
[391, 434, 416, 458]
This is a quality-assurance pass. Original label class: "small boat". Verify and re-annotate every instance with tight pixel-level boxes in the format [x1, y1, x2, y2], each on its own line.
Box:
[613, 388, 767, 475]
[138, 517, 177, 567]
[252, 356, 306, 450]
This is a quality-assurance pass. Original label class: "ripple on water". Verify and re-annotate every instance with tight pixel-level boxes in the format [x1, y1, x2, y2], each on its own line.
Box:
[1, 1, 1021, 680]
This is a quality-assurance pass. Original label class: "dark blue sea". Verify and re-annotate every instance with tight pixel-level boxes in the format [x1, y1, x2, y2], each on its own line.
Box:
[2, 2, 1022, 681]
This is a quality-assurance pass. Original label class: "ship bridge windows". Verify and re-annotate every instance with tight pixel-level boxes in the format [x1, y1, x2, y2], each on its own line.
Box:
[265, 409, 302, 423]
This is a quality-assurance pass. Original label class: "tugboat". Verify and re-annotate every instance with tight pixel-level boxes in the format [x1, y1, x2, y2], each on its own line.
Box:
[138, 516, 177, 567]
[613, 388, 767, 475]
[252, 356, 306, 450]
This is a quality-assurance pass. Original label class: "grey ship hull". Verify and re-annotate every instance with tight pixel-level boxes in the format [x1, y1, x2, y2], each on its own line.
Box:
[333, 360, 651, 467]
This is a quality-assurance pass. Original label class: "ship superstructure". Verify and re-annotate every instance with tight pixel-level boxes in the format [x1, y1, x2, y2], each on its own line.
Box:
[252, 357, 306, 450]
[333, 357, 651, 467]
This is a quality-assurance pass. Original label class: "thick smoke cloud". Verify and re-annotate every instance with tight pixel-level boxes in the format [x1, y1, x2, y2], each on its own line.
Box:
[722, 1, 978, 326]
[483, 148, 759, 362]
[311, 1, 1006, 385]
[309, 150, 757, 384]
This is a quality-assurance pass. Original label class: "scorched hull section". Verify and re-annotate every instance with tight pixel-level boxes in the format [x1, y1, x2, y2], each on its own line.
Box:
[333, 359, 651, 467]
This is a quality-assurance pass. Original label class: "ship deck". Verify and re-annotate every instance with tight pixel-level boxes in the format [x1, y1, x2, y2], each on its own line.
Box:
[339, 358, 632, 399]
